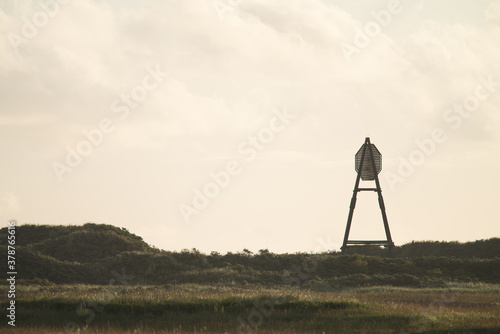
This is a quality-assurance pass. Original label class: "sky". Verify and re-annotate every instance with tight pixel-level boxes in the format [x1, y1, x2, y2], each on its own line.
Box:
[1, 0, 499, 254]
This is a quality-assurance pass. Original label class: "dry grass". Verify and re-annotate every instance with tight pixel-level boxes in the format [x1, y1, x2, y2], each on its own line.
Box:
[1, 283, 499, 333]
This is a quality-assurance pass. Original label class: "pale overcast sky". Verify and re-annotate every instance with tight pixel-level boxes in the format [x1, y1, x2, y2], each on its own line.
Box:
[1, 0, 499, 253]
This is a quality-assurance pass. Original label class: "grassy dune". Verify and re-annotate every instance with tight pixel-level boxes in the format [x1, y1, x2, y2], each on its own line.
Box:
[1, 225, 498, 332]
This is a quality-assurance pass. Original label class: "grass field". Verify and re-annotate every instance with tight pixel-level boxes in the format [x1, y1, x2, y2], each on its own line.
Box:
[1, 282, 499, 333]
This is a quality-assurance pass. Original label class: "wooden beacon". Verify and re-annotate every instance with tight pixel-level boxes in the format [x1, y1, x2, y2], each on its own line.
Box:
[341, 137, 394, 254]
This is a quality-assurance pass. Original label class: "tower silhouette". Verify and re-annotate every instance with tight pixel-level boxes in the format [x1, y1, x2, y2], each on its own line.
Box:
[341, 137, 394, 254]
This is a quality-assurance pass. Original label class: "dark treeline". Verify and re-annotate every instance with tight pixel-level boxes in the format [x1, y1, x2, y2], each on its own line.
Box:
[1, 223, 499, 287]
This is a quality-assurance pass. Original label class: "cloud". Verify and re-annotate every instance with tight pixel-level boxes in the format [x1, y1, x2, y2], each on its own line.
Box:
[1, 0, 499, 251]
[0, 191, 20, 213]
[485, 1, 500, 24]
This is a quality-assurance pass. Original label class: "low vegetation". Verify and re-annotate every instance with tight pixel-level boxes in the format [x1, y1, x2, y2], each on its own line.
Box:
[0, 223, 498, 332]
[1, 283, 499, 333]
[0, 223, 499, 287]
